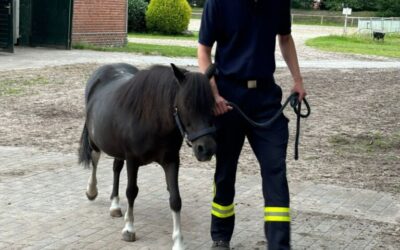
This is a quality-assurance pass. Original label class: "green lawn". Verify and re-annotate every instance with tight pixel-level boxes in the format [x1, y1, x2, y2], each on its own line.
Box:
[128, 32, 198, 41]
[306, 34, 400, 58]
[73, 42, 197, 58]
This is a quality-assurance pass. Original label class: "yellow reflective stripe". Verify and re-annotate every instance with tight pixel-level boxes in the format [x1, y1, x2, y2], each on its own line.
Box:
[213, 181, 216, 198]
[264, 216, 291, 222]
[212, 210, 235, 218]
[211, 202, 235, 218]
[264, 207, 290, 213]
[212, 202, 234, 211]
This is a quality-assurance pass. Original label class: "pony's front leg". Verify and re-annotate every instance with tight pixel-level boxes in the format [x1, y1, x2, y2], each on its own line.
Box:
[163, 161, 185, 250]
[86, 151, 100, 200]
[110, 159, 124, 217]
[122, 159, 139, 242]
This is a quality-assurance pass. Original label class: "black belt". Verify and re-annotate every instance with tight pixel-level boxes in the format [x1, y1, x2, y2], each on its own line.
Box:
[216, 75, 275, 89]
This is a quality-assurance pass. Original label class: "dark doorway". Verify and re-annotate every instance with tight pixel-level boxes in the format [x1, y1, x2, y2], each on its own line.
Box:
[30, 0, 73, 49]
[0, 0, 14, 52]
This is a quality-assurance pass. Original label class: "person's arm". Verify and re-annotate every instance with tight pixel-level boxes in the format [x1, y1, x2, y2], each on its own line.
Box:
[198, 44, 231, 116]
[278, 34, 306, 101]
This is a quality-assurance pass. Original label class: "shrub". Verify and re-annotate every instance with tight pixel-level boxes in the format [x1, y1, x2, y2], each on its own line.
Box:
[128, 0, 148, 32]
[146, 0, 192, 34]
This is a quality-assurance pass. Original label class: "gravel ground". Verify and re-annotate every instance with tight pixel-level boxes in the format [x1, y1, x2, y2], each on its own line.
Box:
[0, 64, 399, 195]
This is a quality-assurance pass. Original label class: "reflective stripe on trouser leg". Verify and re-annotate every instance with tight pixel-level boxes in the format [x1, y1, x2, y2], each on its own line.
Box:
[264, 207, 290, 222]
[211, 202, 235, 218]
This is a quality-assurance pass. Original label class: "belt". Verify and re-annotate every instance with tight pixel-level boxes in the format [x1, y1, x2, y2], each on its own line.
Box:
[216, 75, 275, 89]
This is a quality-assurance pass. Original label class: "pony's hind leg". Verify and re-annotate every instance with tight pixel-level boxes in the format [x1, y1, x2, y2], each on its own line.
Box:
[86, 151, 100, 200]
[122, 159, 139, 242]
[110, 159, 124, 217]
[162, 161, 185, 250]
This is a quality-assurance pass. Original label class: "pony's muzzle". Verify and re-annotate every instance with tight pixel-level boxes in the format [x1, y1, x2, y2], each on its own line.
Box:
[193, 136, 216, 162]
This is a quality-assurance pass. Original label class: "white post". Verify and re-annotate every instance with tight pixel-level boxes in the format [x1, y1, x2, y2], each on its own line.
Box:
[344, 14, 348, 34]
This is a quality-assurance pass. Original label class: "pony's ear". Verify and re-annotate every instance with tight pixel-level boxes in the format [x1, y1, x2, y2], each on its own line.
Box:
[205, 64, 217, 79]
[171, 63, 185, 83]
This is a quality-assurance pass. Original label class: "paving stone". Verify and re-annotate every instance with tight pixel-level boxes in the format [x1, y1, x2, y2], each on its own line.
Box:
[0, 146, 399, 249]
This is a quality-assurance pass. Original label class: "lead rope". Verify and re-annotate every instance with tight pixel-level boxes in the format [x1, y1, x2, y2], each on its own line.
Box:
[227, 92, 310, 160]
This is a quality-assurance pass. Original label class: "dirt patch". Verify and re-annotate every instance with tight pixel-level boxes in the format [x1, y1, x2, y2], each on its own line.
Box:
[0, 64, 399, 195]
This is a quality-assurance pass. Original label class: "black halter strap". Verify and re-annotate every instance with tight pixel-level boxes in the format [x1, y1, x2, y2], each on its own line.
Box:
[228, 92, 310, 160]
[173, 107, 216, 147]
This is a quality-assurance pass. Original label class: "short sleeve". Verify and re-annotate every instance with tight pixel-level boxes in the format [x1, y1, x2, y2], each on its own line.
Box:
[198, 0, 217, 47]
[278, 0, 292, 35]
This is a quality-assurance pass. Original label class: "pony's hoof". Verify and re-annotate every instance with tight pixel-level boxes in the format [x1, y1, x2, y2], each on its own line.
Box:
[110, 208, 123, 217]
[122, 230, 136, 242]
[86, 191, 98, 200]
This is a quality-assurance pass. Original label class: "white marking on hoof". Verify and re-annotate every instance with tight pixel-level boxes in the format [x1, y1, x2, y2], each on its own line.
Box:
[172, 211, 185, 250]
[110, 196, 123, 217]
[86, 182, 98, 200]
[172, 236, 185, 250]
[122, 207, 136, 242]
[122, 228, 136, 242]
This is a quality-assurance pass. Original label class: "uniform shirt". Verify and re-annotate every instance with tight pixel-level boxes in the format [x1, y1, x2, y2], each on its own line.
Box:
[199, 0, 291, 80]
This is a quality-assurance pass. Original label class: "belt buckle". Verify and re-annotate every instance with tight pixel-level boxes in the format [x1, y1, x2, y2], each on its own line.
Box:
[247, 80, 257, 89]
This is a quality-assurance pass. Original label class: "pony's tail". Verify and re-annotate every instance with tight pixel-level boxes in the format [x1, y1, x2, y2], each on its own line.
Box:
[78, 122, 92, 169]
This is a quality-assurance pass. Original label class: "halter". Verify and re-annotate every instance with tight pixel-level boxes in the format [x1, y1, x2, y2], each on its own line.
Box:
[173, 107, 216, 147]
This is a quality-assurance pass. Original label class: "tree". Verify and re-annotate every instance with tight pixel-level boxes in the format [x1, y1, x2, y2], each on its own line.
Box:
[292, 0, 315, 9]
[322, 0, 378, 11]
[376, 0, 400, 17]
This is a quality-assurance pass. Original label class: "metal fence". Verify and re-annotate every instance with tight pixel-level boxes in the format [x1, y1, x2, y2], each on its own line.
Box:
[291, 14, 359, 27]
[358, 18, 400, 33]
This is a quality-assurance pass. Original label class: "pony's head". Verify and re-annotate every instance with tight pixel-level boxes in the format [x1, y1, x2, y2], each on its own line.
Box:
[172, 64, 217, 162]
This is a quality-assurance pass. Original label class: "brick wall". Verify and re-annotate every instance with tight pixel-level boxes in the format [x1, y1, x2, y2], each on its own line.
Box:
[72, 0, 127, 47]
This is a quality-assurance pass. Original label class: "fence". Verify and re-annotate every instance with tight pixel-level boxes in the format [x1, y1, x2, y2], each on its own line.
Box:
[358, 18, 400, 33]
[291, 14, 359, 27]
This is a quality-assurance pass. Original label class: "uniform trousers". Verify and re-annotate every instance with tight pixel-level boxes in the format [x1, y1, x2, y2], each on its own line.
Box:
[211, 76, 290, 250]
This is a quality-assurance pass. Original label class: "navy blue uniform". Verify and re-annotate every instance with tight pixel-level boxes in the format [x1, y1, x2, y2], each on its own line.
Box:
[199, 0, 292, 249]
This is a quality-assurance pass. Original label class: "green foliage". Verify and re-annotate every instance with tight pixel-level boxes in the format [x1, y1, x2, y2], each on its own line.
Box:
[322, 0, 378, 11]
[146, 0, 192, 34]
[292, 0, 315, 9]
[128, 0, 148, 32]
[376, 0, 400, 17]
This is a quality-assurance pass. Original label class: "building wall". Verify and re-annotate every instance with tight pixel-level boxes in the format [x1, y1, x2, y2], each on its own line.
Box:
[72, 0, 127, 46]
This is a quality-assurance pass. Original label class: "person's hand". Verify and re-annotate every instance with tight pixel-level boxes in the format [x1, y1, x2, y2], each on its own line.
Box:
[291, 80, 307, 102]
[214, 94, 232, 116]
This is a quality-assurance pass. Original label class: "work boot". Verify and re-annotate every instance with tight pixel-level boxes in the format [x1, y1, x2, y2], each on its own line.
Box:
[211, 240, 230, 249]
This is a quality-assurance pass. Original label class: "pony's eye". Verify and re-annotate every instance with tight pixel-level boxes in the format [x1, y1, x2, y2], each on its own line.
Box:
[186, 122, 191, 128]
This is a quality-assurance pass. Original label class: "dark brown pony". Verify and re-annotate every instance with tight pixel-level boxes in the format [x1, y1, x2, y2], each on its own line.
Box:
[78, 63, 216, 249]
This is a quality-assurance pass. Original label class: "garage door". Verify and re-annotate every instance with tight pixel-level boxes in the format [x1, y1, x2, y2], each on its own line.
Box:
[0, 0, 13, 52]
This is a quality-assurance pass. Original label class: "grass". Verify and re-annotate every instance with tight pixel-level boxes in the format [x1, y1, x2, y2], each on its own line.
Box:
[0, 77, 49, 96]
[128, 31, 198, 41]
[73, 42, 197, 58]
[329, 132, 400, 153]
[306, 34, 400, 58]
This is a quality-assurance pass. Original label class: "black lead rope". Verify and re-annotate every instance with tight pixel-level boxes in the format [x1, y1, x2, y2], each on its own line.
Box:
[227, 92, 311, 160]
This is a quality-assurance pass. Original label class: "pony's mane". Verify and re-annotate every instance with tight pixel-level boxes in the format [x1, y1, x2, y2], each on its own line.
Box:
[176, 72, 215, 117]
[116, 65, 214, 130]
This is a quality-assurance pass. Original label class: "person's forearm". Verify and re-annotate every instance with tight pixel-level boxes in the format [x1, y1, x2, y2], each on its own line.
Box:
[198, 45, 212, 74]
[198, 44, 219, 97]
[278, 34, 303, 84]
